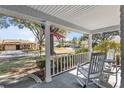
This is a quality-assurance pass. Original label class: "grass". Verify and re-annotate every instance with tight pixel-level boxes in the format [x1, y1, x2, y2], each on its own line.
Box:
[0, 48, 75, 76]
[54, 47, 75, 54]
[0, 56, 37, 75]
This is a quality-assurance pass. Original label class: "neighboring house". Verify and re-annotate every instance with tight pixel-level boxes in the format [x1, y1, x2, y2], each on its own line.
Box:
[0, 39, 39, 51]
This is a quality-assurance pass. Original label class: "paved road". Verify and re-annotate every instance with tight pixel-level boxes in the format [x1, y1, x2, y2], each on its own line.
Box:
[0, 50, 45, 60]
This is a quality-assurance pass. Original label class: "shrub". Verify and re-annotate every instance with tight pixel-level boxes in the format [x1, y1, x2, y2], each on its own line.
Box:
[22, 48, 34, 52]
[36, 59, 45, 70]
[75, 48, 88, 54]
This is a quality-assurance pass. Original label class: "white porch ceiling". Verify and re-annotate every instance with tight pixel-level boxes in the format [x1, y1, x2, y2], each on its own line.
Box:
[0, 5, 120, 34]
[28, 5, 120, 31]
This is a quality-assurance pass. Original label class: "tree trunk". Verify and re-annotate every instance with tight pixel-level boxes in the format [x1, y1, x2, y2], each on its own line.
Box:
[120, 5, 124, 88]
[38, 40, 43, 57]
[39, 45, 42, 56]
[50, 32, 55, 55]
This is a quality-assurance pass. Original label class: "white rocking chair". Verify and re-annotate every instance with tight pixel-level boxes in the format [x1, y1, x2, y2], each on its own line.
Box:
[103, 49, 120, 87]
[76, 52, 106, 88]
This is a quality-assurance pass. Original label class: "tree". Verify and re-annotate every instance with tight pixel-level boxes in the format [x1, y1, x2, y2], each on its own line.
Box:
[93, 39, 120, 53]
[0, 15, 66, 55]
[72, 37, 78, 46]
[80, 34, 89, 41]
[0, 16, 45, 55]
[92, 31, 120, 47]
[50, 26, 66, 54]
[78, 34, 89, 46]
[71, 34, 88, 48]
[92, 33, 103, 47]
[0, 16, 12, 29]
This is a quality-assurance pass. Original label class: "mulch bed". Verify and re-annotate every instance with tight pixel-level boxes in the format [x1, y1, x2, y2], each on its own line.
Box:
[33, 69, 45, 81]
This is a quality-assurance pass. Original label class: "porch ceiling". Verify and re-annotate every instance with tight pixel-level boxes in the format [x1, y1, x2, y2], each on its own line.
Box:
[0, 5, 120, 34]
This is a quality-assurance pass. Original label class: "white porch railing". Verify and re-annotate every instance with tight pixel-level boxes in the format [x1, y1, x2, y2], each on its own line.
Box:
[51, 52, 90, 76]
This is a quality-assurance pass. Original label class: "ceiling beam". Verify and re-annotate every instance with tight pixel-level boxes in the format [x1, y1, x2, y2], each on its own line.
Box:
[0, 5, 91, 33]
[91, 25, 120, 34]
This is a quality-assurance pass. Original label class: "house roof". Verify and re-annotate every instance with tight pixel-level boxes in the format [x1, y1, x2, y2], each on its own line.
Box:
[0, 39, 35, 45]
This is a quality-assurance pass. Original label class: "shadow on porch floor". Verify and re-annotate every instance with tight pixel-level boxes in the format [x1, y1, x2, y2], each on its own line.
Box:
[30, 69, 120, 88]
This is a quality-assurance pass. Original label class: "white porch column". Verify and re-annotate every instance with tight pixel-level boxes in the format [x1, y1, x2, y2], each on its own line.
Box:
[44, 21, 52, 82]
[120, 5, 124, 88]
[88, 34, 92, 59]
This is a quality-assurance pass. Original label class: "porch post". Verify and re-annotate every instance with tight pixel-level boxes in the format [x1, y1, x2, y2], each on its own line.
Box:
[44, 21, 52, 82]
[88, 34, 92, 59]
[120, 5, 124, 87]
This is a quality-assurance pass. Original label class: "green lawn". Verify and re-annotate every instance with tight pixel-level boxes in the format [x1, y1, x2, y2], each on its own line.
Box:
[0, 48, 75, 76]
[0, 56, 37, 75]
[55, 47, 75, 54]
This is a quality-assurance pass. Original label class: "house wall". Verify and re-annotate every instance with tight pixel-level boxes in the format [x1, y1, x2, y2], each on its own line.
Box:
[0, 40, 40, 51]
[4, 45, 16, 50]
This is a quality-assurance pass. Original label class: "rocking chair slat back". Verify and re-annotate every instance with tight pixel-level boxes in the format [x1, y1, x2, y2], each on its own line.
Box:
[89, 53, 106, 75]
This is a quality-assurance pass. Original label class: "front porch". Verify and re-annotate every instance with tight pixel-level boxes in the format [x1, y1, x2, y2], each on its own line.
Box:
[31, 69, 121, 88]
[3, 67, 120, 88]
[0, 5, 123, 88]
[1, 52, 120, 88]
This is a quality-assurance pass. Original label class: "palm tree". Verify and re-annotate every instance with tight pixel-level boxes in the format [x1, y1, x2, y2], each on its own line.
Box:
[93, 40, 120, 53]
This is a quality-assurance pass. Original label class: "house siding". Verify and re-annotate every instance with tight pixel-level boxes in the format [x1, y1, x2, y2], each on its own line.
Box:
[0, 39, 39, 51]
[5, 45, 16, 50]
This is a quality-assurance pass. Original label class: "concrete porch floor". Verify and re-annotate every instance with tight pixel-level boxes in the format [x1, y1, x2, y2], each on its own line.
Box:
[29, 69, 121, 88]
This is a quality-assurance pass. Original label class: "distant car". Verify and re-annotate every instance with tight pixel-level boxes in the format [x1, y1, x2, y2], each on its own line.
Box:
[64, 45, 70, 47]
[72, 45, 80, 49]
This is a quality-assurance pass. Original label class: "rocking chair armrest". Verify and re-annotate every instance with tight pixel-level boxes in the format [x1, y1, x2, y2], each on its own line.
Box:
[77, 62, 90, 67]
[82, 62, 90, 66]
[112, 64, 121, 67]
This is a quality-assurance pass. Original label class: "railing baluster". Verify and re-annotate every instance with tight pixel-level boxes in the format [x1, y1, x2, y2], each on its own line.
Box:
[85, 53, 87, 62]
[52, 58, 55, 75]
[71, 55, 72, 68]
[68, 55, 70, 68]
[81, 54, 82, 64]
[69, 55, 71, 68]
[74, 54, 76, 66]
[67, 55, 69, 70]
[72, 55, 74, 68]
[79, 54, 81, 64]
[76, 54, 78, 65]
[51, 52, 89, 76]
[61, 56, 63, 72]
[78, 54, 80, 64]
[68, 55, 70, 69]
[69, 55, 72, 68]
[64, 56, 66, 71]
[83, 53, 84, 63]
[81, 53, 83, 63]
[75, 54, 77, 66]
[84, 53, 86, 62]
[69, 55, 71, 69]
[78, 54, 80, 65]
[88, 52, 90, 62]
[80, 54, 82, 64]
[56, 57, 59, 73]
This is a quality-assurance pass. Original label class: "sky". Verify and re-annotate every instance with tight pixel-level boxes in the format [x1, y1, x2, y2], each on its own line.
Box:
[0, 26, 35, 42]
[65, 31, 82, 41]
[0, 26, 82, 42]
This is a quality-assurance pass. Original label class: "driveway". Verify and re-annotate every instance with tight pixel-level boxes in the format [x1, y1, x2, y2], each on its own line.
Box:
[0, 50, 44, 60]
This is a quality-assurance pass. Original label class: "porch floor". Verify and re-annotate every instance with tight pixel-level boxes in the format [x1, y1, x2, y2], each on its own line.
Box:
[30, 69, 121, 88]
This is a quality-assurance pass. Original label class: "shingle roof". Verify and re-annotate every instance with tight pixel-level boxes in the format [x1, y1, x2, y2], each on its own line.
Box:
[0, 39, 35, 45]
